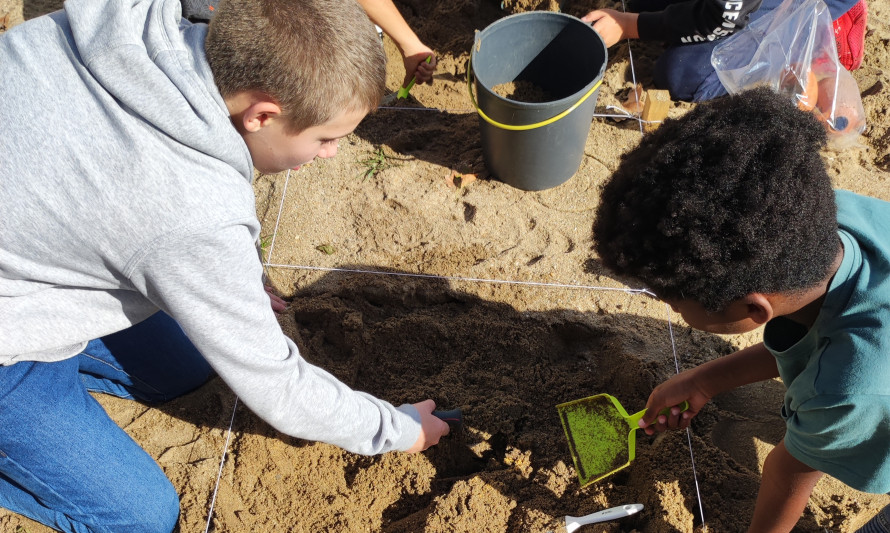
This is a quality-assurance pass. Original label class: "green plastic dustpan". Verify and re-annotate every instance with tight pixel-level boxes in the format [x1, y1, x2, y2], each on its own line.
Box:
[556, 393, 689, 487]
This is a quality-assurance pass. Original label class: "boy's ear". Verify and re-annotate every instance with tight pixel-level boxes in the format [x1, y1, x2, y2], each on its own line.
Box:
[240, 99, 283, 133]
[743, 293, 775, 325]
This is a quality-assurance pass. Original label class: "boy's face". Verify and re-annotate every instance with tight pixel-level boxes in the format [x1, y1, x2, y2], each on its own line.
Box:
[244, 107, 368, 174]
[664, 298, 763, 335]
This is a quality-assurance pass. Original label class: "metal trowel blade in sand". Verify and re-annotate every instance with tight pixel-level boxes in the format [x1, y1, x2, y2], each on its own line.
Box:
[556, 393, 689, 487]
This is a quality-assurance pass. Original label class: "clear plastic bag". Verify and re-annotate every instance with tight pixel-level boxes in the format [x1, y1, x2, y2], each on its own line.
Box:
[711, 0, 865, 147]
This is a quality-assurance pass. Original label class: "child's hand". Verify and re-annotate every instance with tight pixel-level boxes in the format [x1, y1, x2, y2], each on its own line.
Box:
[264, 285, 288, 313]
[401, 48, 436, 89]
[581, 9, 639, 47]
[404, 399, 450, 453]
[354, 0, 436, 88]
[637, 367, 713, 435]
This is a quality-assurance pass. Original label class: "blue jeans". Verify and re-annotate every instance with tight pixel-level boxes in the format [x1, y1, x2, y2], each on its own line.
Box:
[0, 312, 213, 533]
[857, 504, 890, 533]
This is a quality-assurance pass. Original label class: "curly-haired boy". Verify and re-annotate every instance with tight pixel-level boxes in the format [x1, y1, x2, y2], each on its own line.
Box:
[594, 87, 890, 532]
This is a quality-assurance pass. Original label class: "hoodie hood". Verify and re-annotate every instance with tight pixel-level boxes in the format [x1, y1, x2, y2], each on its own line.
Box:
[63, 0, 251, 176]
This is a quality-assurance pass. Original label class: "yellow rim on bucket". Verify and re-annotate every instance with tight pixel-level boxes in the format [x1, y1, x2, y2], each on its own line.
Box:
[466, 54, 603, 132]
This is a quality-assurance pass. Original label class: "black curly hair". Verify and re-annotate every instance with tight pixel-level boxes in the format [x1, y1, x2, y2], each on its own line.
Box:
[593, 87, 839, 312]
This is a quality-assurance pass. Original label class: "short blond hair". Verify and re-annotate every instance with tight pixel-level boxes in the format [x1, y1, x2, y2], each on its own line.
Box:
[205, 0, 386, 133]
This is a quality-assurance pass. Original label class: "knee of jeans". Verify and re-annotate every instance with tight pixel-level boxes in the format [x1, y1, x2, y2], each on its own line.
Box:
[654, 61, 728, 102]
[132, 357, 214, 404]
[115, 477, 180, 533]
[690, 75, 729, 102]
[155, 361, 214, 401]
[151, 481, 181, 533]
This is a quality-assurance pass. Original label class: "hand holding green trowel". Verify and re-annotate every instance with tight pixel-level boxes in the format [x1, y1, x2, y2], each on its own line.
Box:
[397, 54, 435, 99]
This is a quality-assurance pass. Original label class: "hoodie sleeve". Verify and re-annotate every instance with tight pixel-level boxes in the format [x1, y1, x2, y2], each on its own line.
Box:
[636, 0, 763, 43]
[127, 223, 421, 455]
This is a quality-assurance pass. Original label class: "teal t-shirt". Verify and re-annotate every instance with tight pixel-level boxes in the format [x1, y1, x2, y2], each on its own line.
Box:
[763, 189, 890, 493]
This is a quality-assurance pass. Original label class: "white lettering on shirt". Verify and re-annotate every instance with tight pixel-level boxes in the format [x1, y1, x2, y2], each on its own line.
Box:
[679, 0, 747, 43]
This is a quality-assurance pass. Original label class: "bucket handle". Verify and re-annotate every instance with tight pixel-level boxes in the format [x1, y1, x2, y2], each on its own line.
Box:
[466, 55, 603, 131]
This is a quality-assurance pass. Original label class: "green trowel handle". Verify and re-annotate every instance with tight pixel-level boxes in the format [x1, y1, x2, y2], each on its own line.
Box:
[628, 401, 690, 428]
[397, 55, 433, 99]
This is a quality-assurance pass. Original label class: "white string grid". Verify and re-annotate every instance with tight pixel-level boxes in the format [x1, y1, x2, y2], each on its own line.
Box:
[203, 397, 238, 533]
[203, 32, 706, 532]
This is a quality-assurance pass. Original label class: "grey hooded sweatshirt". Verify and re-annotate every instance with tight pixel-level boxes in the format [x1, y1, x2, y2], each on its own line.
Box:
[0, 0, 420, 454]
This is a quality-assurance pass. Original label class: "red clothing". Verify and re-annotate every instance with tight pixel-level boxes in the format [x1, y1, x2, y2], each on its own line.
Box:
[833, 0, 867, 70]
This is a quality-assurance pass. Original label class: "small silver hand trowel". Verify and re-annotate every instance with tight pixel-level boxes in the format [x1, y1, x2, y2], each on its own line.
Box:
[549, 503, 643, 533]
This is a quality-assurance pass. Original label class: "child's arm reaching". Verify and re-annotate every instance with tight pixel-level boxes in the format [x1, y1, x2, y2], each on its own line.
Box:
[582, 0, 762, 45]
[638, 342, 779, 433]
[748, 441, 823, 533]
[356, 0, 437, 89]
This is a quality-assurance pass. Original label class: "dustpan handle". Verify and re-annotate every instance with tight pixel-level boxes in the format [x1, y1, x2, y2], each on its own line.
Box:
[630, 401, 690, 428]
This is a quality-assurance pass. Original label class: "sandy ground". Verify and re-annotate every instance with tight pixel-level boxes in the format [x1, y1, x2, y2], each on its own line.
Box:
[2, 0, 890, 531]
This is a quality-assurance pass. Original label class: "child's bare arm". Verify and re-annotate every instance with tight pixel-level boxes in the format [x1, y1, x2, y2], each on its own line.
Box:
[748, 440, 823, 532]
[638, 342, 779, 432]
[356, 0, 437, 88]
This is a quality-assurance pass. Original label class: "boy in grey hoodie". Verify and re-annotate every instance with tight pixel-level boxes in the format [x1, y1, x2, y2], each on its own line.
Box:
[0, 0, 449, 530]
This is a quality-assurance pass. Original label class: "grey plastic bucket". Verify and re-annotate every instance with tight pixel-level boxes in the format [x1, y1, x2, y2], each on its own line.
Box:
[470, 12, 607, 191]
